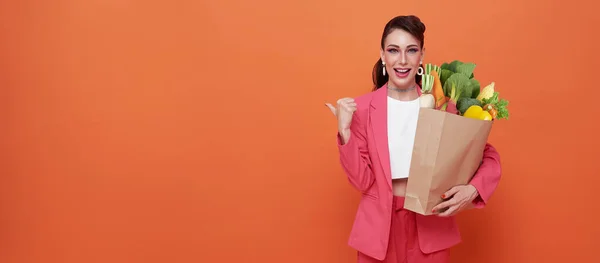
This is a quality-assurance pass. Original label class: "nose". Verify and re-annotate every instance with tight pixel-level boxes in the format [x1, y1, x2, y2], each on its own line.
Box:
[400, 52, 407, 65]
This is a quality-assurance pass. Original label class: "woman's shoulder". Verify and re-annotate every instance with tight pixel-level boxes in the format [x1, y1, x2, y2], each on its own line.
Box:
[346, 88, 381, 126]
[354, 88, 380, 110]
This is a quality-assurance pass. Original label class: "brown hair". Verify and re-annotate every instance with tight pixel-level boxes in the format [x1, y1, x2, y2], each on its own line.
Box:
[372, 15, 426, 90]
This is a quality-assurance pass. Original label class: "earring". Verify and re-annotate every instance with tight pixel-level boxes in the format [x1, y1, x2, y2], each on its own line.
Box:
[417, 66, 424, 76]
[382, 62, 386, 76]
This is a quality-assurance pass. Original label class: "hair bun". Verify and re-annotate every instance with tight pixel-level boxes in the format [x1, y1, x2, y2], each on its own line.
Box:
[408, 15, 426, 33]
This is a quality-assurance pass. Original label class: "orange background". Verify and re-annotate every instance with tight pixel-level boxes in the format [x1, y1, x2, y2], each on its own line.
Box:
[1, 0, 599, 262]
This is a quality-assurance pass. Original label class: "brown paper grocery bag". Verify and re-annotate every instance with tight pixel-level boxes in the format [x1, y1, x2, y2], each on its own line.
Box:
[403, 108, 493, 215]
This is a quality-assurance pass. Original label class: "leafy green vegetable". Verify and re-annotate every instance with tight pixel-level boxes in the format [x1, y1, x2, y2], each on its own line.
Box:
[440, 69, 454, 87]
[443, 72, 473, 99]
[441, 60, 462, 72]
[440, 62, 451, 71]
[438, 60, 483, 100]
[457, 98, 482, 115]
[470, 78, 481, 99]
[456, 62, 476, 78]
[482, 92, 510, 119]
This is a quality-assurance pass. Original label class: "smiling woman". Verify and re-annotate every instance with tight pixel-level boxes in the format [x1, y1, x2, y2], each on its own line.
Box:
[326, 15, 502, 263]
[372, 15, 426, 93]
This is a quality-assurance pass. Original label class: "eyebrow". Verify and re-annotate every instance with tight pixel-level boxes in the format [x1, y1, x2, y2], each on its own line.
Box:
[386, 44, 419, 48]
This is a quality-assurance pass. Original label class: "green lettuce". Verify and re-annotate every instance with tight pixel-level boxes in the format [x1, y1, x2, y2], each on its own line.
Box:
[443, 72, 473, 99]
[439, 60, 480, 98]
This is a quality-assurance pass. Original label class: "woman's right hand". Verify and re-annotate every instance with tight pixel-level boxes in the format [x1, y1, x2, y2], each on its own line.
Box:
[325, 98, 357, 144]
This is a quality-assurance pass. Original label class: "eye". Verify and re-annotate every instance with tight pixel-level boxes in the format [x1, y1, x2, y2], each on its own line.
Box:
[387, 48, 398, 53]
[408, 48, 419, 53]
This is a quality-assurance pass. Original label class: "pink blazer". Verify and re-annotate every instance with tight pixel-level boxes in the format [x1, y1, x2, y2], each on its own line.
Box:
[336, 84, 502, 260]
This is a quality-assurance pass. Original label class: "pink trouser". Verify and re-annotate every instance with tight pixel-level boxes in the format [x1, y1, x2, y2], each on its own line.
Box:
[357, 196, 450, 263]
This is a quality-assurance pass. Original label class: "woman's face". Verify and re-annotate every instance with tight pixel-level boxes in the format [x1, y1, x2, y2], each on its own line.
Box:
[380, 29, 424, 90]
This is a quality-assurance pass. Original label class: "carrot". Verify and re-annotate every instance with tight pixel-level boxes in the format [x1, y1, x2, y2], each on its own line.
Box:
[431, 70, 447, 108]
[483, 104, 498, 119]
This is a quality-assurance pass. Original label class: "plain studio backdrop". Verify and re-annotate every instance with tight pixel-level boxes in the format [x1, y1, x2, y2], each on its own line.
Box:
[1, 0, 599, 262]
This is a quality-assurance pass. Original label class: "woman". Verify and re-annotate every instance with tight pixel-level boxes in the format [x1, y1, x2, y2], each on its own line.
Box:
[325, 15, 502, 263]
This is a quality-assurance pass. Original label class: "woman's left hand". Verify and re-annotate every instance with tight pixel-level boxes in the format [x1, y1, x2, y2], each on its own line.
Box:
[432, 184, 479, 217]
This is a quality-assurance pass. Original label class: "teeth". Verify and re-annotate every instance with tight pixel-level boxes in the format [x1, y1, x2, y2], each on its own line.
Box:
[395, 69, 409, 73]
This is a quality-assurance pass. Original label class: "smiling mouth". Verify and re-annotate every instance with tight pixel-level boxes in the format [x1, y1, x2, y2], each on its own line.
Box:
[394, 68, 410, 73]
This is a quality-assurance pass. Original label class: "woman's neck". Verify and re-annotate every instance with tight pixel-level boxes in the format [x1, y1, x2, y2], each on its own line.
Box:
[387, 83, 419, 101]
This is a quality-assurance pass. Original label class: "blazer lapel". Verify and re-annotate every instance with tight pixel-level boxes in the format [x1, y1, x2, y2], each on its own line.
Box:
[370, 84, 423, 190]
[370, 85, 392, 190]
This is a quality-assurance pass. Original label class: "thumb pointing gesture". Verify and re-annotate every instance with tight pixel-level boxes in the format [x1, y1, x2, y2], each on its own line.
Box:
[325, 103, 337, 117]
[325, 98, 357, 132]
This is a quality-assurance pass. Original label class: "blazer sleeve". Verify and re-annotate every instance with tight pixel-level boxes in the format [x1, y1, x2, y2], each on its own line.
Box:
[336, 109, 375, 192]
[469, 143, 502, 208]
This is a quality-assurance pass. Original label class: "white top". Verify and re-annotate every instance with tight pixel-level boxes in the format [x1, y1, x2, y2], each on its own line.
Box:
[387, 96, 420, 179]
